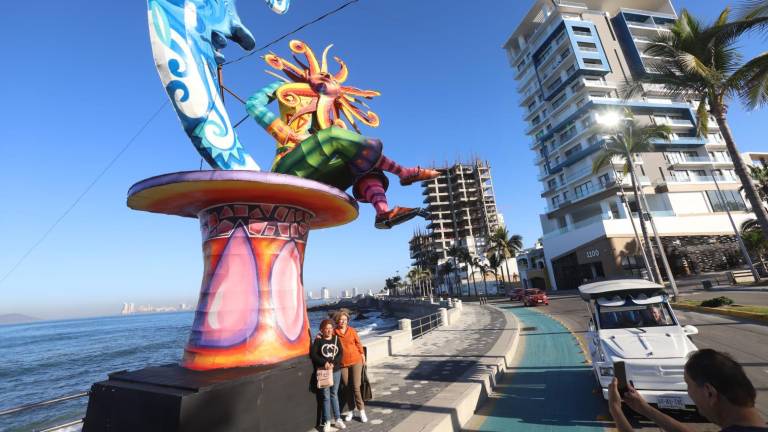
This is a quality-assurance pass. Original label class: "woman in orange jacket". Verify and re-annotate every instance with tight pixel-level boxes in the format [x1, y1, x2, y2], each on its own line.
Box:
[333, 311, 367, 423]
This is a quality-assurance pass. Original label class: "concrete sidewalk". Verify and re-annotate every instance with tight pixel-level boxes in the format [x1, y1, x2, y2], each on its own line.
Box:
[330, 303, 519, 432]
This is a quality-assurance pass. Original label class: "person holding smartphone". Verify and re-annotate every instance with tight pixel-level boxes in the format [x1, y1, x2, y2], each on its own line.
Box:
[311, 319, 346, 432]
[608, 349, 767, 432]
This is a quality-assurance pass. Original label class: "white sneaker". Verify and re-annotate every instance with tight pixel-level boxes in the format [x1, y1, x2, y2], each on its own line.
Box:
[343, 411, 353, 422]
[360, 410, 368, 423]
[322, 421, 331, 432]
[334, 419, 346, 429]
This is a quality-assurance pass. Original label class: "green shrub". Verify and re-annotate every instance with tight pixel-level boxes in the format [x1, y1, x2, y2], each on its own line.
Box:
[700, 297, 734, 308]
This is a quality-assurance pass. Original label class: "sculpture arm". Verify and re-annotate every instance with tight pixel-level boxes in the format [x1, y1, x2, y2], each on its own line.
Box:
[246, 81, 299, 147]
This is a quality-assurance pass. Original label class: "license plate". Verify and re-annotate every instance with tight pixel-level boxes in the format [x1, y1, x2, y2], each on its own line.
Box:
[537, 299, 543, 303]
[657, 396, 685, 410]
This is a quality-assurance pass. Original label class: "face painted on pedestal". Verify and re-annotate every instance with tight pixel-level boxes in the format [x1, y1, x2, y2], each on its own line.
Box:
[336, 313, 349, 332]
[321, 323, 334, 339]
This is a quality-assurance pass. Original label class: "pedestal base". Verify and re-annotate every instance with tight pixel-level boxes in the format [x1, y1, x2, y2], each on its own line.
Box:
[82, 356, 318, 432]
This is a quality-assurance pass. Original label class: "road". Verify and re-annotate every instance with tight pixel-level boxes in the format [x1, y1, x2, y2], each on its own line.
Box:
[541, 291, 768, 430]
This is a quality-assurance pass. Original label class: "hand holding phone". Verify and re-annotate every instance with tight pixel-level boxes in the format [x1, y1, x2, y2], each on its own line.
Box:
[614, 361, 628, 395]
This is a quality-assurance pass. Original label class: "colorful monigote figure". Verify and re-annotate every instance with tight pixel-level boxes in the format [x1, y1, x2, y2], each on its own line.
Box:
[147, 0, 289, 170]
[246, 40, 440, 229]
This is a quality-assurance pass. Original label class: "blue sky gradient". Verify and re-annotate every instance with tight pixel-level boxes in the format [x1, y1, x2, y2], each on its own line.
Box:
[1, 0, 765, 318]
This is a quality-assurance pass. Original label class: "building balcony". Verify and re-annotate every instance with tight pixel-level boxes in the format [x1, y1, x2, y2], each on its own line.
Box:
[666, 155, 733, 167]
[661, 175, 739, 185]
[651, 136, 708, 146]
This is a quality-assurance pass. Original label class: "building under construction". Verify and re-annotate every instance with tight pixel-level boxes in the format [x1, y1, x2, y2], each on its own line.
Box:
[409, 160, 503, 292]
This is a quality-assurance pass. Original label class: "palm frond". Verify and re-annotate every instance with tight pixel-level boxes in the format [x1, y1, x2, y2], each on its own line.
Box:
[738, 0, 768, 19]
[731, 51, 768, 108]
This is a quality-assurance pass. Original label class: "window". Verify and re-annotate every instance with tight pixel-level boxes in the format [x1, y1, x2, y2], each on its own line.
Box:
[527, 101, 536, 112]
[547, 77, 563, 92]
[572, 26, 592, 36]
[690, 169, 706, 180]
[621, 256, 646, 278]
[551, 94, 566, 109]
[548, 179, 558, 190]
[574, 181, 593, 198]
[598, 173, 611, 187]
[706, 190, 747, 212]
[531, 115, 541, 126]
[560, 49, 570, 61]
[566, 64, 576, 75]
[583, 58, 603, 68]
[670, 170, 689, 181]
[565, 144, 582, 158]
[577, 41, 598, 52]
[562, 191, 569, 201]
[559, 124, 577, 144]
[552, 196, 561, 206]
[587, 134, 599, 145]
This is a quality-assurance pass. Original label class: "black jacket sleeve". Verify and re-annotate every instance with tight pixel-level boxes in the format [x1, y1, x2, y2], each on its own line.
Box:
[309, 339, 325, 368]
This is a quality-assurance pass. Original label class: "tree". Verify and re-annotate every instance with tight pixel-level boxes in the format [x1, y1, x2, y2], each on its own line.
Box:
[473, 256, 490, 296]
[440, 261, 456, 296]
[625, 7, 768, 238]
[592, 113, 671, 284]
[446, 244, 465, 296]
[487, 252, 502, 295]
[489, 227, 523, 291]
[747, 164, 768, 203]
[456, 246, 479, 297]
[741, 219, 768, 272]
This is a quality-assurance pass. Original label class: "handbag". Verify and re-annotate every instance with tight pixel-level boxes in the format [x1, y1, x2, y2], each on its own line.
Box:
[316, 368, 333, 389]
[361, 364, 373, 401]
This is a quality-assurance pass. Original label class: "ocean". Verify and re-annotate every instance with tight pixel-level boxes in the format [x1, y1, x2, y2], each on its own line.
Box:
[0, 305, 395, 431]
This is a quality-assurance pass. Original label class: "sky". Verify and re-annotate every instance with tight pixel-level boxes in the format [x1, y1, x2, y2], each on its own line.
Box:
[1, 0, 765, 319]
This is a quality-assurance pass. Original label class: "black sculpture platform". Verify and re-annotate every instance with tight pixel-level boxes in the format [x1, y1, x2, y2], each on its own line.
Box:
[82, 356, 318, 432]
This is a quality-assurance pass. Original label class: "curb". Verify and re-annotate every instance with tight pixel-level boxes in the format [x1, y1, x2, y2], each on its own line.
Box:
[390, 304, 521, 432]
[672, 303, 768, 323]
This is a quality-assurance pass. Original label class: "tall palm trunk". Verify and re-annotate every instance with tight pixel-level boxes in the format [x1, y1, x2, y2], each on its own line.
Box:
[627, 155, 663, 283]
[468, 262, 479, 297]
[712, 103, 768, 237]
[481, 271, 488, 296]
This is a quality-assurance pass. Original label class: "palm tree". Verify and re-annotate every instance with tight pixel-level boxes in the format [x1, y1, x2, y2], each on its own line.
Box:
[487, 252, 502, 295]
[456, 246, 479, 297]
[625, 7, 768, 237]
[741, 219, 768, 272]
[440, 261, 456, 296]
[446, 244, 465, 297]
[592, 114, 670, 284]
[473, 256, 490, 296]
[747, 164, 768, 203]
[489, 227, 524, 291]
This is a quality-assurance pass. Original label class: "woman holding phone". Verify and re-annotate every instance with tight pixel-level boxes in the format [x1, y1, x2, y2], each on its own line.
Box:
[310, 319, 345, 431]
[334, 311, 368, 423]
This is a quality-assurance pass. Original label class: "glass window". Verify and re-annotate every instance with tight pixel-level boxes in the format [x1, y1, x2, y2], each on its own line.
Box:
[574, 181, 593, 198]
[577, 41, 598, 52]
[706, 190, 747, 212]
[565, 144, 582, 157]
[572, 26, 592, 36]
[598, 302, 675, 329]
[584, 58, 603, 68]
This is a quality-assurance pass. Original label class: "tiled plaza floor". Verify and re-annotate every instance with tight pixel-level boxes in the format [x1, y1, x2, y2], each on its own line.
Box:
[322, 304, 507, 432]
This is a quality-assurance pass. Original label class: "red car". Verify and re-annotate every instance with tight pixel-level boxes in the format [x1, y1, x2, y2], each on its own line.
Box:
[523, 289, 549, 307]
[510, 288, 524, 302]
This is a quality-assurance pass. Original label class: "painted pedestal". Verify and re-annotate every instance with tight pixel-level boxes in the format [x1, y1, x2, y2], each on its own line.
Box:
[127, 170, 358, 370]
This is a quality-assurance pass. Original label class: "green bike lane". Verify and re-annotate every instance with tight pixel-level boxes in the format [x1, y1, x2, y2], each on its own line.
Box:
[464, 304, 611, 432]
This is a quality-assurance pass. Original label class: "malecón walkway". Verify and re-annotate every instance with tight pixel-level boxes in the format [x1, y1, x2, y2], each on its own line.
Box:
[464, 304, 611, 432]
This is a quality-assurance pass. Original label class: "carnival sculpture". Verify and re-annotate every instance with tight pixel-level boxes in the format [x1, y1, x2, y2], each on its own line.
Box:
[130, 0, 438, 371]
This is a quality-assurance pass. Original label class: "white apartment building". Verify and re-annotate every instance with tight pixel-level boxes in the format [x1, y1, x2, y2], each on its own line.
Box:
[505, 0, 754, 290]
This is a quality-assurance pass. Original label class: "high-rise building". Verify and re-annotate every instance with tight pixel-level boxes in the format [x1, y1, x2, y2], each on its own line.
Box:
[505, 0, 754, 290]
[416, 160, 504, 292]
[320, 286, 330, 300]
[352, 287, 359, 297]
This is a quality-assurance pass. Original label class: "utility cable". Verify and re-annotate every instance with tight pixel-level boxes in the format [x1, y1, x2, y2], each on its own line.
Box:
[0, 1, 362, 286]
[223, 0, 361, 65]
[0, 100, 170, 287]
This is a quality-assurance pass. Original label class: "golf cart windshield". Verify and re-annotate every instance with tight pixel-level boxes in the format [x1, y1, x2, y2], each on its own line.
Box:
[597, 301, 676, 329]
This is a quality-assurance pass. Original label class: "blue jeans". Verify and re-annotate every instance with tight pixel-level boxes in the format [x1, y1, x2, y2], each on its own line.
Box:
[321, 369, 342, 423]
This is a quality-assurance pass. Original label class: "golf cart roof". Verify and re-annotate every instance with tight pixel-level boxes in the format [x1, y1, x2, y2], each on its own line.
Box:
[578, 279, 666, 301]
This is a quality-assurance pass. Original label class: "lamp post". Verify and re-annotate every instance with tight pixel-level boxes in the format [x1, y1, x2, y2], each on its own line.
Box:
[711, 168, 760, 282]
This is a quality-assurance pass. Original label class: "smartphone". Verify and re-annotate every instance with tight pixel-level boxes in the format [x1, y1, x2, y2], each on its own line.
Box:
[614, 361, 628, 394]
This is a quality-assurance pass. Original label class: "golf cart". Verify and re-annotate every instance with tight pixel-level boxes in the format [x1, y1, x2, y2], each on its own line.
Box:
[578, 279, 699, 410]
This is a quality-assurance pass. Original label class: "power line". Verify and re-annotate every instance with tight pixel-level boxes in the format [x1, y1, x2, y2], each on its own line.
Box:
[224, 0, 361, 65]
[0, 100, 169, 287]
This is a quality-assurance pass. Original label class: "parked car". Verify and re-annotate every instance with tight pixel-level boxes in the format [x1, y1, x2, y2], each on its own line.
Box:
[523, 289, 549, 306]
[510, 288, 524, 302]
[578, 279, 699, 411]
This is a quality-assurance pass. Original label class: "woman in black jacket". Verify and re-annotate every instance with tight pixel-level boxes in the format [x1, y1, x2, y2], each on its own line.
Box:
[311, 319, 346, 431]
